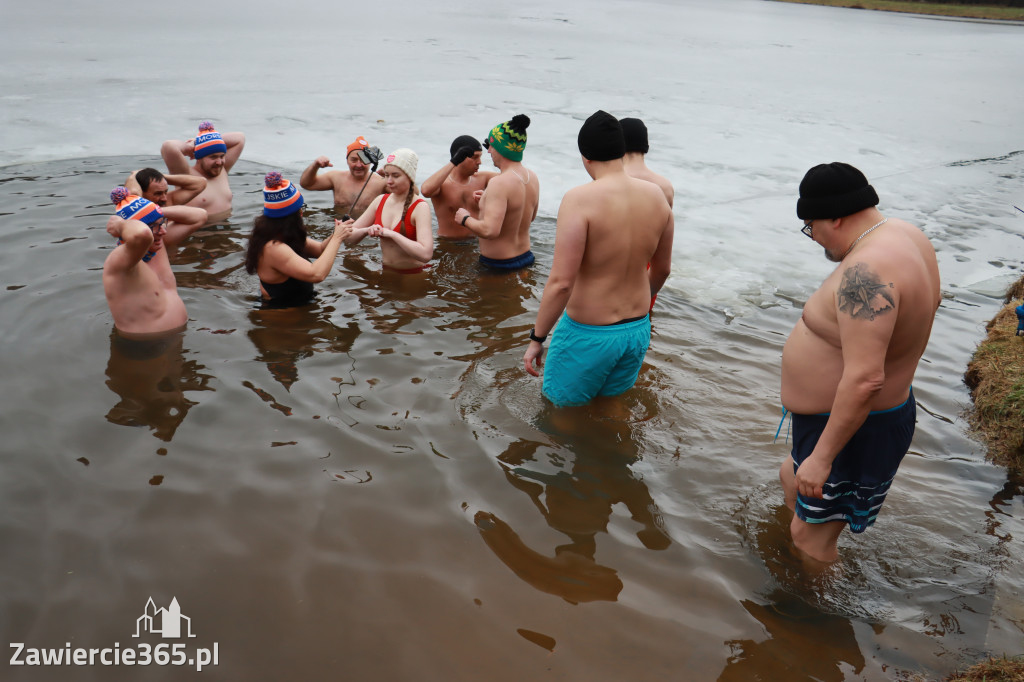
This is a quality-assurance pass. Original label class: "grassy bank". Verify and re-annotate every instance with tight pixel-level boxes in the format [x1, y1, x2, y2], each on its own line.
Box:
[951, 284, 1024, 678]
[946, 655, 1024, 681]
[963, 273, 1024, 470]
[770, 0, 1024, 21]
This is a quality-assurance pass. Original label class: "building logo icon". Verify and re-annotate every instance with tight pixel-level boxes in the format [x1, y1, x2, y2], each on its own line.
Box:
[133, 597, 196, 639]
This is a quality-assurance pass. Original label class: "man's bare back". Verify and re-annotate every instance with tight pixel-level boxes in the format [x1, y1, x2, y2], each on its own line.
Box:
[563, 173, 673, 324]
[454, 115, 539, 264]
[623, 155, 674, 208]
[471, 167, 539, 259]
[523, 110, 673, 405]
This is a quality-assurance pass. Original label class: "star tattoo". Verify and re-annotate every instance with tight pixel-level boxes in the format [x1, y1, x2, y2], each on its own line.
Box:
[837, 263, 895, 320]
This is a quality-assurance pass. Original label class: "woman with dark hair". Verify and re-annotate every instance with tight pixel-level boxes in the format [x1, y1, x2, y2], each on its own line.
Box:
[244, 172, 351, 306]
[344, 148, 433, 274]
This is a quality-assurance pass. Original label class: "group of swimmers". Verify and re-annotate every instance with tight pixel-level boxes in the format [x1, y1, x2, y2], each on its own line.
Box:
[101, 110, 943, 566]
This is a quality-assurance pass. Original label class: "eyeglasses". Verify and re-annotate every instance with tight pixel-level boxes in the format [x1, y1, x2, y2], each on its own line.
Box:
[800, 220, 814, 239]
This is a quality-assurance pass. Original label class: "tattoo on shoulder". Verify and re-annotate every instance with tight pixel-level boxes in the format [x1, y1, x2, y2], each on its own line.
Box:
[837, 263, 895, 321]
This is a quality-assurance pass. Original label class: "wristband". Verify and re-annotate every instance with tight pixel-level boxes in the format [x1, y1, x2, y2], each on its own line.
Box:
[529, 329, 547, 344]
[461, 214, 470, 227]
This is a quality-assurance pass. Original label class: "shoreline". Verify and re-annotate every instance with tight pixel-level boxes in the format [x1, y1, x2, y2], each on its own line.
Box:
[768, 0, 1024, 22]
[963, 274, 1024, 471]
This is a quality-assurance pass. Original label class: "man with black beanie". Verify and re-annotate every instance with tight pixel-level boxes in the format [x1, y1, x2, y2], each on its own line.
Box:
[421, 135, 497, 239]
[779, 161, 940, 563]
[621, 116, 675, 311]
[523, 110, 673, 406]
[621, 117, 674, 208]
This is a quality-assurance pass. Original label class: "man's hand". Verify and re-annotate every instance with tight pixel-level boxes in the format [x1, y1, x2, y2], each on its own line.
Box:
[315, 156, 333, 169]
[794, 454, 831, 499]
[454, 208, 470, 226]
[450, 146, 475, 166]
[106, 215, 126, 239]
[524, 341, 544, 377]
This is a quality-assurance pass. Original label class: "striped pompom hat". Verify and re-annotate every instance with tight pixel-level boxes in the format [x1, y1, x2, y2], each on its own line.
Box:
[262, 172, 304, 217]
[194, 121, 227, 159]
[110, 186, 163, 225]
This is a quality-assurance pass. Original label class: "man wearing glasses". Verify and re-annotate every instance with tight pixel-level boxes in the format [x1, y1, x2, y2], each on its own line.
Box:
[300, 136, 386, 220]
[779, 162, 940, 564]
[103, 188, 189, 335]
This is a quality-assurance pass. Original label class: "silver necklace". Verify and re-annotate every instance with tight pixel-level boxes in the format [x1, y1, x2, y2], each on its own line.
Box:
[508, 168, 529, 185]
[841, 217, 887, 259]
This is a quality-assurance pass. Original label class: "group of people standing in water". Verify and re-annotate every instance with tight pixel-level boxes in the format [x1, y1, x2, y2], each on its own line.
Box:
[101, 111, 674, 408]
[100, 109, 943, 566]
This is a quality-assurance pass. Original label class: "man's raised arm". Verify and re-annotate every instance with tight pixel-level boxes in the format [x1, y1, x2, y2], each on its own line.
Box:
[105, 216, 154, 271]
[166, 174, 207, 206]
[222, 132, 246, 172]
[161, 138, 194, 175]
[299, 156, 336, 192]
[160, 206, 208, 248]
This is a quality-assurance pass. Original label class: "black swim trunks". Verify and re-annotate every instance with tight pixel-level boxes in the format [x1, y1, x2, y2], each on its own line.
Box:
[791, 390, 916, 533]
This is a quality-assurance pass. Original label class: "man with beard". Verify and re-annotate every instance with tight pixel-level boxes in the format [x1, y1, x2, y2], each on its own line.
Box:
[779, 162, 940, 563]
[299, 136, 386, 219]
[103, 188, 188, 335]
[161, 121, 245, 222]
[125, 168, 208, 246]
[420, 135, 495, 240]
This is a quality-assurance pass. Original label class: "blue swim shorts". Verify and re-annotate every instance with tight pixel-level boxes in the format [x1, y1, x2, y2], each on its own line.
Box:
[479, 251, 535, 270]
[791, 390, 916, 533]
[542, 312, 651, 407]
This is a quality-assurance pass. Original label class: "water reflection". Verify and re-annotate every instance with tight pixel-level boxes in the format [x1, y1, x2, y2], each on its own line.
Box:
[246, 302, 359, 391]
[718, 588, 866, 682]
[476, 405, 670, 604]
[170, 222, 246, 290]
[104, 328, 214, 441]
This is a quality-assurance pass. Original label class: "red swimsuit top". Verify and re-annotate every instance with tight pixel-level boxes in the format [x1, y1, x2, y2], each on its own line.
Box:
[373, 194, 425, 239]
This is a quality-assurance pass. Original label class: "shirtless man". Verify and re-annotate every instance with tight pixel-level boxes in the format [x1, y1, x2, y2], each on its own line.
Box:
[421, 135, 496, 239]
[161, 121, 245, 222]
[620, 118, 674, 208]
[523, 111, 673, 406]
[125, 168, 208, 247]
[103, 187, 188, 336]
[454, 114, 539, 270]
[299, 136, 386, 219]
[779, 162, 940, 563]
[621, 117, 674, 311]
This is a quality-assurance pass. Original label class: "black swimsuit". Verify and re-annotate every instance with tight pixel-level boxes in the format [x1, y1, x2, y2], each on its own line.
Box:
[260, 276, 315, 308]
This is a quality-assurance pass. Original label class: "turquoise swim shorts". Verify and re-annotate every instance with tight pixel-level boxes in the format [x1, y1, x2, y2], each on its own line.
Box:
[542, 312, 651, 406]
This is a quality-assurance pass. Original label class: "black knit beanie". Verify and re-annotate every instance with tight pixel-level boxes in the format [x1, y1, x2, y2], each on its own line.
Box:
[620, 117, 649, 154]
[578, 110, 626, 162]
[450, 135, 481, 157]
[797, 162, 879, 219]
